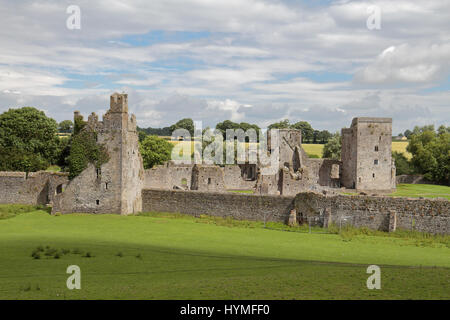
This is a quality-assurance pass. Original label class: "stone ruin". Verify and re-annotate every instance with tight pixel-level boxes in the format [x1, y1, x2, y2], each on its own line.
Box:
[0, 93, 397, 215]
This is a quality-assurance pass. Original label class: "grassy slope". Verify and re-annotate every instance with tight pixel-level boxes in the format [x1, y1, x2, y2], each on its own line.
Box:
[0, 209, 448, 300]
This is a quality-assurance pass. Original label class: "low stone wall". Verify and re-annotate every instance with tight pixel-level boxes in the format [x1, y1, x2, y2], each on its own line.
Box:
[396, 175, 434, 185]
[295, 192, 450, 234]
[142, 189, 295, 222]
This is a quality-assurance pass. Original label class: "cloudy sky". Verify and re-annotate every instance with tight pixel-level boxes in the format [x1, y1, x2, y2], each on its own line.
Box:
[0, 0, 449, 134]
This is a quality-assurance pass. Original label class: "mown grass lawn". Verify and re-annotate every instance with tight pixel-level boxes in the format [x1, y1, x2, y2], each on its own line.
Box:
[0, 206, 448, 300]
[391, 184, 450, 200]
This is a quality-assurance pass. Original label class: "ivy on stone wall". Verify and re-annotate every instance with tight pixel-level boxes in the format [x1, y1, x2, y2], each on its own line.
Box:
[73, 113, 86, 135]
[68, 121, 109, 180]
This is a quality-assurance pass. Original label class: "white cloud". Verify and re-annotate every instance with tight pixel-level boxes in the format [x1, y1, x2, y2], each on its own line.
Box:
[0, 0, 448, 134]
[355, 43, 450, 84]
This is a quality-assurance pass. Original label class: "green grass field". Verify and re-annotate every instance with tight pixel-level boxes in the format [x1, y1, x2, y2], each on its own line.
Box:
[391, 184, 450, 200]
[0, 205, 448, 300]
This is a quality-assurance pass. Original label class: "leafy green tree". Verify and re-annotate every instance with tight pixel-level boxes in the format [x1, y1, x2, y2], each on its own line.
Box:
[317, 130, 332, 144]
[268, 119, 290, 130]
[137, 129, 147, 143]
[404, 129, 413, 139]
[392, 151, 414, 175]
[73, 113, 85, 135]
[215, 120, 260, 142]
[56, 137, 71, 169]
[139, 135, 174, 169]
[58, 120, 73, 133]
[170, 118, 195, 137]
[215, 120, 240, 138]
[437, 125, 450, 135]
[322, 133, 341, 160]
[407, 127, 449, 184]
[0, 146, 49, 172]
[0, 107, 59, 172]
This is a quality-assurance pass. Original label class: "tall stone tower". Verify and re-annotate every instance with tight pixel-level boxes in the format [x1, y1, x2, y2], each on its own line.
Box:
[341, 117, 395, 191]
[52, 93, 144, 215]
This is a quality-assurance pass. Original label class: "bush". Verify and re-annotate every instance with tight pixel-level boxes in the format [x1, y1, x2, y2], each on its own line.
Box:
[31, 252, 41, 259]
[44, 248, 58, 257]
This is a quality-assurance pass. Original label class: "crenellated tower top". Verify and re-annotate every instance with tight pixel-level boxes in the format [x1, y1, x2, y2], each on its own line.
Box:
[110, 93, 128, 113]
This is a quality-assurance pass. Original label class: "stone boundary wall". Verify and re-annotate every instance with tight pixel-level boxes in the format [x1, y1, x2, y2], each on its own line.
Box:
[0, 171, 69, 205]
[396, 175, 435, 185]
[295, 192, 449, 234]
[142, 189, 295, 222]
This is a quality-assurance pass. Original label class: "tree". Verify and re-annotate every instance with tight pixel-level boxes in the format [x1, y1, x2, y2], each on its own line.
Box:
[56, 136, 71, 169]
[404, 129, 413, 139]
[407, 127, 449, 184]
[268, 119, 290, 130]
[215, 120, 260, 142]
[215, 120, 240, 139]
[137, 129, 147, 142]
[74, 113, 85, 135]
[58, 120, 73, 133]
[0, 107, 59, 172]
[137, 126, 172, 136]
[139, 135, 174, 169]
[170, 118, 194, 137]
[392, 151, 414, 175]
[322, 133, 341, 160]
[317, 130, 332, 144]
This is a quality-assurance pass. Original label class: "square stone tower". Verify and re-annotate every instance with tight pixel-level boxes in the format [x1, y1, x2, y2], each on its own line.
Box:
[341, 117, 395, 192]
[52, 93, 144, 214]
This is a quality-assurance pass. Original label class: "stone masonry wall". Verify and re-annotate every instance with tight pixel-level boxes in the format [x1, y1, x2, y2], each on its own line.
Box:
[294, 192, 449, 234]
[223, 165, 256, 190]
[0, 171, 69, 205]
[142, 188, 295, 222]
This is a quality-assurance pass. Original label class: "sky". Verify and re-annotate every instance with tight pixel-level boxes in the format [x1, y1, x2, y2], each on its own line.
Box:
[0, 0, 449, 134]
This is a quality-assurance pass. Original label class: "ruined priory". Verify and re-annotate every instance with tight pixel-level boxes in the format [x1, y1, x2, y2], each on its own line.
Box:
[0, 93, 448, 234]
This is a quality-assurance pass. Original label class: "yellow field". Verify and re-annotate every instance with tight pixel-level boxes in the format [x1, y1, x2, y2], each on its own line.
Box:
[301, 144, 324, 158]
[303, 141, 411, 159]
[392, 141, 411, 159]
[168, 140, 411, 159]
